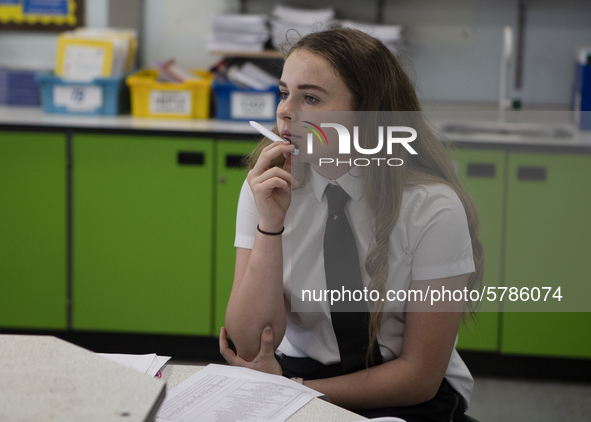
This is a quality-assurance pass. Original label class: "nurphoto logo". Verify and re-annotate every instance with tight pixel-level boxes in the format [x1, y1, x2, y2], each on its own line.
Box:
[302, 122, 417, 167]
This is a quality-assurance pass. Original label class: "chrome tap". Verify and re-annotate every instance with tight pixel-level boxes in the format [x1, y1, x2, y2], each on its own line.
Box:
[499, 26, 513, 123]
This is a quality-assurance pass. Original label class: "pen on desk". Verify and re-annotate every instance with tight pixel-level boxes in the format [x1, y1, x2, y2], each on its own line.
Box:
[249, 120, 299, 155]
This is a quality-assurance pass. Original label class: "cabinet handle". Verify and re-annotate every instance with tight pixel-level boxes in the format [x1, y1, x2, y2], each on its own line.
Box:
[467, 163, 495, 178]
[177, 152, 204, 166]
[225, 154, 247, 169]
[517, 166, 546, 181]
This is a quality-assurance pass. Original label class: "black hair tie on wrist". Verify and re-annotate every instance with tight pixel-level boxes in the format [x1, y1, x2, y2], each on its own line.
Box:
[257, 224, 285, 236]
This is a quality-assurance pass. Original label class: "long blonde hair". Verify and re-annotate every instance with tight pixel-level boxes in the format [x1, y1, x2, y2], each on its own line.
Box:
[246, 28, 484, 362]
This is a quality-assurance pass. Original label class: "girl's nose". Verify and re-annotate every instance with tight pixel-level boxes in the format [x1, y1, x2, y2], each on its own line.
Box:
[277, 96, 292, 122]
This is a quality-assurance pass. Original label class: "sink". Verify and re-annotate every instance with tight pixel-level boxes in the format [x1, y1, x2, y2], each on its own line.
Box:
[439, 121, 574, 142]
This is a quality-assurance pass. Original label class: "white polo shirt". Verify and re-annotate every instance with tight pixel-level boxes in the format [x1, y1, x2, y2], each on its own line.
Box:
[234, 166, 475, 407]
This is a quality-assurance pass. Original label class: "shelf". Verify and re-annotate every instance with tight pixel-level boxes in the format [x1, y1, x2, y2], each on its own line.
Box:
[208, 50, 284, 59]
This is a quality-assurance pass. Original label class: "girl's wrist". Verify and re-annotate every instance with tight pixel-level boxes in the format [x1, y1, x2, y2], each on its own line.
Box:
[257, 220, 284, 234]
[257, 225, 284, 236]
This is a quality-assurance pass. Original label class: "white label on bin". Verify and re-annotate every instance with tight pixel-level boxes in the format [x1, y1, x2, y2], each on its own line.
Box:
[149, 90, 192, 115]
[230, 92, 275, 119]
[53, 85, 103, 111]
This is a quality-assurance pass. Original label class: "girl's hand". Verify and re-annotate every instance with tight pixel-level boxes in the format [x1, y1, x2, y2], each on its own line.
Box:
[219, 326, 283, 376]
[247, 141, 295, 233]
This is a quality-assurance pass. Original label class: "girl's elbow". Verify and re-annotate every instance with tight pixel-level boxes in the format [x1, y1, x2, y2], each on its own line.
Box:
[422, 382, 441, 403]
[415, 377, 444, 404]
[395, 375, 443, 406]
[224, 325, 260, 362]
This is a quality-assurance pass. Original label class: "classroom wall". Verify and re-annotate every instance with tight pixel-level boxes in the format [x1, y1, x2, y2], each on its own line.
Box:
[1, 0, 590, 106]
[393, 0, 591, 106]
[140, 0, 236, 75]
[243, 0, 591, 107]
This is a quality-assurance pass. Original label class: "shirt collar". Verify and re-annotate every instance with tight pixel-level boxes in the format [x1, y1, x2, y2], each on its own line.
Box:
[310, 165, 364, 203]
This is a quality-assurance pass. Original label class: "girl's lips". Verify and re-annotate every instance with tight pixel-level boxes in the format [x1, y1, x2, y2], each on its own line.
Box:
[280, 131, 300, 154]
[282, 132, 304, 142]
[281, 132, 300, 154]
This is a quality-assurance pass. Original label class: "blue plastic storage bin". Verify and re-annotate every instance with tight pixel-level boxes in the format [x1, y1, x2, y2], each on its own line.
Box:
[0, 68, 40, 106]
[213, 79, 279, 122]
[35, 73, 130, 115]
[574, 63, 591, 130]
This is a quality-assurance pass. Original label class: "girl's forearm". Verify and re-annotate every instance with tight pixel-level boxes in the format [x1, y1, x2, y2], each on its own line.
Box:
[225, 233, 287, 361]
[304, 308, 463, 410]
[304, 357, 441, 409]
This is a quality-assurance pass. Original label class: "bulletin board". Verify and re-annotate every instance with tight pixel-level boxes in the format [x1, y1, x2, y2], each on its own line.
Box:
[0, 0, 84, 31]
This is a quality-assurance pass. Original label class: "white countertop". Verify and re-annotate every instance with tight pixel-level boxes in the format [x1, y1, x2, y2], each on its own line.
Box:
[423, 106, 591, 148]
[2, 105, 591, 149]
[0, 105, 262, 135]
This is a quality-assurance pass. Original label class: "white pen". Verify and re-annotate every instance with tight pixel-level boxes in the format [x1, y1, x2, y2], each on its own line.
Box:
[249, 120, 299, 155]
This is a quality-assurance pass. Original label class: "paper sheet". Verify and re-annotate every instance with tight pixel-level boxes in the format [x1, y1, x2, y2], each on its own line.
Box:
[98, 353, 171, 377]
[147, 355, 173, 377]
[156, 364, 326, 422]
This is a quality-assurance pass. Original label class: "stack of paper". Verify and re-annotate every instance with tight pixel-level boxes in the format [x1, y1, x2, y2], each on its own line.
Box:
[156, 364, 326, 422]
[55, 28, 138, 81]
[156, 59, 203, 83]
[97, 353, 171, 378]
[208, 14, 270, 53]
[226, 62, 279, 90]
[270, 5, 336, 50]
[340, 20, 404, 53]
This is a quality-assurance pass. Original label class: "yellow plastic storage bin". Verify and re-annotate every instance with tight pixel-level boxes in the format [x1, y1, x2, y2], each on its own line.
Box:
[126, 69, 212, 119]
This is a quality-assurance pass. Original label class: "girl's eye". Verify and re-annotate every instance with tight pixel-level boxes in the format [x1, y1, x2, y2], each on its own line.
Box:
[278, 91, 288, 100]
[305, 95, 319, 104]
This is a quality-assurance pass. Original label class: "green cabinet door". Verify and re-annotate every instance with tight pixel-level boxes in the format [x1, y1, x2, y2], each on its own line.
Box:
[452, 148, 506, 352]
[0, 132, 67, 329]
[215, 140, 258, 332]
[502, 152, 591, 358]
[73, 134, 214, 335]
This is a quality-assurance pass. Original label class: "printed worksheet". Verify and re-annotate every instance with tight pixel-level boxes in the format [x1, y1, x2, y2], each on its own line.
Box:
[156, 364, 326, 422]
